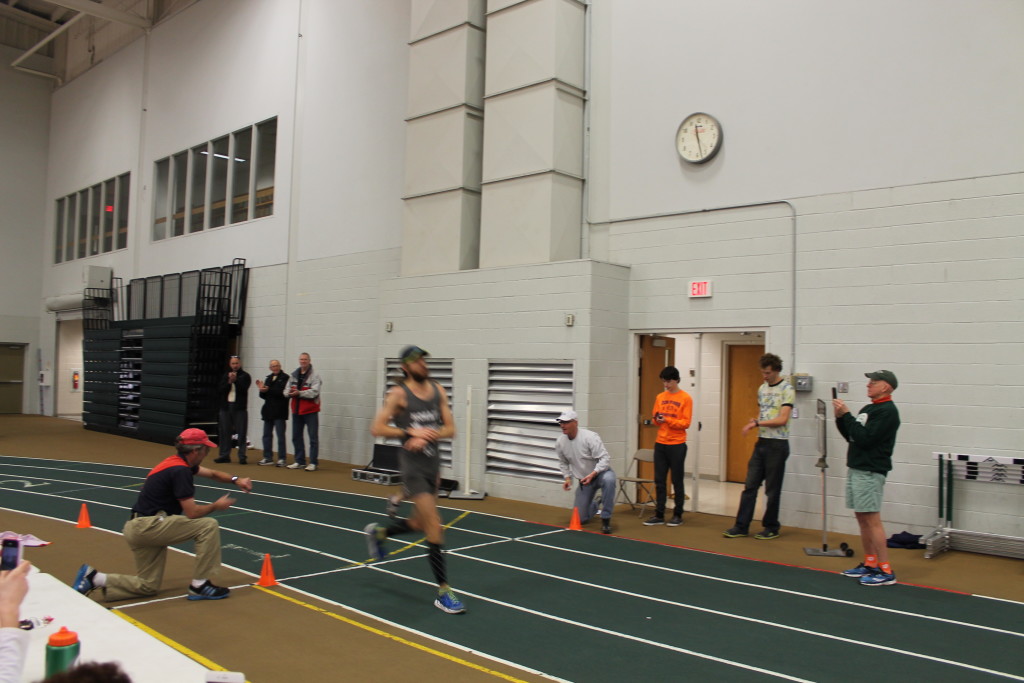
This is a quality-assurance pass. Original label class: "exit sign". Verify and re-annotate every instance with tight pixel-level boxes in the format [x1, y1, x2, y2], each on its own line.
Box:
[689, 280, 712, 298]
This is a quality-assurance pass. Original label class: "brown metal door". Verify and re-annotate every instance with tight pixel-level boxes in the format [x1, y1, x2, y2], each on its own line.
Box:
[636, 335, 675, 495]
[726, 344, 764, 482]
[0, 344, 26, 414]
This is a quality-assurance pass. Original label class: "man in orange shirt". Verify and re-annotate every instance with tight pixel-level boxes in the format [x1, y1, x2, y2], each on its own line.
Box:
[645, 366, 693, 527]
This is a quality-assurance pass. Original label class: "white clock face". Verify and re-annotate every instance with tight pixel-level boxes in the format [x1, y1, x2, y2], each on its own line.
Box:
[676, 113, 723, 164]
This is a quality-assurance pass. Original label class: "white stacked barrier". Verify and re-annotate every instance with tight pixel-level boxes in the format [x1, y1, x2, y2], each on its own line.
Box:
[923, 452, 1024, 559]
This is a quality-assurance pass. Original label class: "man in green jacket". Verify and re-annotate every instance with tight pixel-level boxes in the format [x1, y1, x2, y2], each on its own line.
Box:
[833, 370, 901, 586]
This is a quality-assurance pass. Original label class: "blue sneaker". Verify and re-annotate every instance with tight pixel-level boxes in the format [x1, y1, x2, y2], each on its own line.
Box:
[364, 522, 387, 561]
[73, 564, 96, 595]
[434, 588, 466, 614]
[859, 570, 897, 587]
[841, 563, 875, 578]
[187, 580, 230, 600]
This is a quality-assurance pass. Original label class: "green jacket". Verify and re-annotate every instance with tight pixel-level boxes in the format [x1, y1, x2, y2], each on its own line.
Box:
[836, 399, 900, 474]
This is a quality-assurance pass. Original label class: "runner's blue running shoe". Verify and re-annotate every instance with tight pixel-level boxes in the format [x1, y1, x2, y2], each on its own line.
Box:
[364, 522, 387, 561]
[859, 570, 897, 587]
[434, 588, 466, 614]
[841, 563, 875, 578]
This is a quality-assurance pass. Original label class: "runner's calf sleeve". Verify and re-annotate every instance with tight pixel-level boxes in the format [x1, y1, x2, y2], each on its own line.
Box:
[427, 542, 447, 586]
[384, 519, 411, 536]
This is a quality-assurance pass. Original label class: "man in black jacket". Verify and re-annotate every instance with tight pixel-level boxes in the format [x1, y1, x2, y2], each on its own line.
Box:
[256, 359, 290, 467]
[214, 356, 251, 464]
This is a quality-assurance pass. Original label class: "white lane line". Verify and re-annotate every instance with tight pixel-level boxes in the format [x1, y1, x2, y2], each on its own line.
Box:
[516, 536, 1024, 638]
[3, 501, 566, 683]
[0, 457, 524, 521]
[0, 463, 515, 541]
[6, 461, 1020, 644]
[265, 577, 570, 683]
[450, 548, 1024, 681]
[367, 565, 816, 683]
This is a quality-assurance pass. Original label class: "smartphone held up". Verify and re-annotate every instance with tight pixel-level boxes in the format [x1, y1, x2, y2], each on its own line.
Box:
[1, 537, 22, 571]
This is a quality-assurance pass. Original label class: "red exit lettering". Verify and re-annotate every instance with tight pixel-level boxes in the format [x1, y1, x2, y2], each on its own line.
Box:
[689, 280, 712, 298]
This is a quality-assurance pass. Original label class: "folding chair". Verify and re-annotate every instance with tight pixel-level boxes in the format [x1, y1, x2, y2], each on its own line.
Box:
[617, 448, 657, 517]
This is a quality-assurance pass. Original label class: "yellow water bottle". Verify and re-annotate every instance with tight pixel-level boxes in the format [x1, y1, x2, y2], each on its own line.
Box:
[45, 626, 80, 676]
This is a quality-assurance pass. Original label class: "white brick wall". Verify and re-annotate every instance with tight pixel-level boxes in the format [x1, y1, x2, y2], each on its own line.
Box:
[606, 175, 1022, 537]
[794, 173, 1024, 537]
[225, 175, 1021, 533]
[376, 258, 630, 507]
[239, 249, 402, 466]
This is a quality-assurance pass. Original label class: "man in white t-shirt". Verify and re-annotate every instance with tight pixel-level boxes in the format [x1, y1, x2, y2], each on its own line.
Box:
[555, 410, 617, 535]
[723, 353, 795, 540]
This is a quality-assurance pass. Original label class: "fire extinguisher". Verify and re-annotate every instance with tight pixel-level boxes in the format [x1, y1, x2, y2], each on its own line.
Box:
[72, 371, 80, 390]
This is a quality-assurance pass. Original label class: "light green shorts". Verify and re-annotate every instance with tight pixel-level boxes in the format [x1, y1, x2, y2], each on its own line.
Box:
[846, 468, 886, 512]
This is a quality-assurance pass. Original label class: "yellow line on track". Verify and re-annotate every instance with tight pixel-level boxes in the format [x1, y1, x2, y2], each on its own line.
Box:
[110, 609, 248, 681]
[349, 509, 474, 567]
[253, 585, 529, 683]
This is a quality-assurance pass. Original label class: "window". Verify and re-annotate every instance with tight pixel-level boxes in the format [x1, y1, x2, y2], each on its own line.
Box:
[254, 119, 277, 218]
[189, 143, 208, 232]
[116, 173, 129, 250]
[171, 151, 187, 237]
[152, 158, 169, 241]
[53, 173, 130, 264]
[102, 179, 115, 252]
[152, 117, 277, 241]
[54, 198, 65, 264]
[230, 127, 252, 224]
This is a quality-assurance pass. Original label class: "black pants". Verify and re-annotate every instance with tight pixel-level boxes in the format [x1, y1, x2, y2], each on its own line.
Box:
[653, 442, 688, 517]
[218, 407, 248, 462]
[262, 418, 287, 461]
[733, 438, 790, 533]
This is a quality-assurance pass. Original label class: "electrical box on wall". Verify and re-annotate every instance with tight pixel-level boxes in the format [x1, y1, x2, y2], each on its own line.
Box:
[792, 373, 813, 392]
[85, 265, 112, 290]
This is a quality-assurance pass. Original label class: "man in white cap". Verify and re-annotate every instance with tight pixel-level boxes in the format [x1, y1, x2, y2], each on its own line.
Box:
[72, 428, 253, 601]
[555, 410, 617, 534]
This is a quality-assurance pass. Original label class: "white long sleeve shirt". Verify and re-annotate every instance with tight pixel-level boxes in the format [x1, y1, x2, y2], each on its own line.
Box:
[0, 628, 29, 683]
[555, 428, 611, 480]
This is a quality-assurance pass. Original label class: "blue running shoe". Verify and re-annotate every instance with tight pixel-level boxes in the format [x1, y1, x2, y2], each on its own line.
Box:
[73, 564, 96, 595]
[434, 588, 466, 614]
[187, 581, 230, 600]
[841, 563, 875, 578]
[859, 571, 897, 587]
[364, 522, 387, 561]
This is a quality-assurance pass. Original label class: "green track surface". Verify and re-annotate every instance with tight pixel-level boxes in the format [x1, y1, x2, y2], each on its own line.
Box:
[3, 456, 1022, 682]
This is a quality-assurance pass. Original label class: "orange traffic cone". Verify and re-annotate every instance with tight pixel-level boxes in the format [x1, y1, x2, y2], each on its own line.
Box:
[75, 504, 92, 529]
[568, 507, 583, 531]
[257, 553, 278, 587]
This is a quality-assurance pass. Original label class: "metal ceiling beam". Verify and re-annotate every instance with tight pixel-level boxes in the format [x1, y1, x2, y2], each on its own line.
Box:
[0, 3, 60, 32]
[11, 8, 83, 70]
[50, 0, 151, 29]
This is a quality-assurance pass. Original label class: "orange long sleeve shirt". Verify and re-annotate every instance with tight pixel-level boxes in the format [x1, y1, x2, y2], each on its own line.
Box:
[652, 389, 693, 445]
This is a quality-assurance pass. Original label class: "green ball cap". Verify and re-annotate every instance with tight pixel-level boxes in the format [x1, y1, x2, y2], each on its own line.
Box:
[865, 370, 898, 389]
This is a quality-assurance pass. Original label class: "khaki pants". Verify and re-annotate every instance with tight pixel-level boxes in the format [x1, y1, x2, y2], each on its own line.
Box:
[102, 513, 221, 601]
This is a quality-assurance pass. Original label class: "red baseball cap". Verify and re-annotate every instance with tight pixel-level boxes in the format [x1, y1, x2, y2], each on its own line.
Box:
[178, 428, 216, 448]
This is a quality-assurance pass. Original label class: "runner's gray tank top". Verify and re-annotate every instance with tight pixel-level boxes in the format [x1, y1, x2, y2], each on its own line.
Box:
[394, 381, 441, 459]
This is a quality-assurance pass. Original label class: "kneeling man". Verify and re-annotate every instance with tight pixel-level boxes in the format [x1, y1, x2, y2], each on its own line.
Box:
[555, 410, 616, 534]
